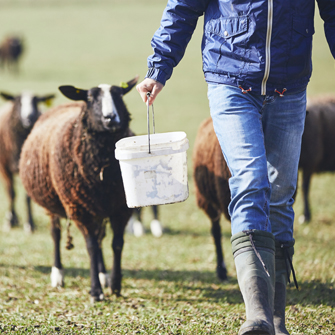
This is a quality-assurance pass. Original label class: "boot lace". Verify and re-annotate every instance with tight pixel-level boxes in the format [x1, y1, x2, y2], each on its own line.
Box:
[243, 230, 270, 277]
[280, 243, 299, 290]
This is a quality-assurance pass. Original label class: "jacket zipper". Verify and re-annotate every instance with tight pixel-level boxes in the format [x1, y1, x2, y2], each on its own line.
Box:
[261, 0, 273, 95]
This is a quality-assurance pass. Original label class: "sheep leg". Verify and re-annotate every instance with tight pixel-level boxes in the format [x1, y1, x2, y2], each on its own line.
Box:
[84, 232, 104, 302]
[97, 248, 106, 273]
[301, 170, 312, 223]
[23, 195, 35, 233]
[128, 208, 144, 237]
[110, 218, 127, 296]
[50, 215, 64, 287]
[204, 202, 228, 280]
[96, 223, 109, 288]
[3, 171, 18, 231]
[135, 208, 142, 222]
[211, 217, 228, 280]
[150, 205, 163, 237]
[135, 205, 159, 220]
[152, 205, 159, 220]
[97, 247, 110, 288]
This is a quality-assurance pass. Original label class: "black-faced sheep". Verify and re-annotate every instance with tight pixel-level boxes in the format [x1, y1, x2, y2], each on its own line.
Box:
[193, 117, 230, 281]
[0, 91, 55, 233]
[298, 96, 335, 223]
[0, 36, 24, 73]
[19, 77, 138, 302]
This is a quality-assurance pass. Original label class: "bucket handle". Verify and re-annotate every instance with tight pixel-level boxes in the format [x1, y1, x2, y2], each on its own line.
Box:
[146, 92, 155, 154]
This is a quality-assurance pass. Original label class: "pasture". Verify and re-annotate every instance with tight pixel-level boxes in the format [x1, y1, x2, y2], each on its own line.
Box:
[0, 0, 334, 333]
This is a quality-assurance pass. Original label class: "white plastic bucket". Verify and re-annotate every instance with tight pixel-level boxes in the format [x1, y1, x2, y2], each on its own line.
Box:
[115, 131, 189, 208]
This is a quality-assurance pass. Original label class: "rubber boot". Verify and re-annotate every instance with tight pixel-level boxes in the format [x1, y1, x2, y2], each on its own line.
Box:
[274, 240, 295, 335]
[231, 230, 275, 335]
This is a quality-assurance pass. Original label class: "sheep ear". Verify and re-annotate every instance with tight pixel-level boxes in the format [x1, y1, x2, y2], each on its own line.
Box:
[38, 94, 56, 107]
[58, 86, 88, 101]
[0, 92, 15, 101]
[120, 76, 139, 95]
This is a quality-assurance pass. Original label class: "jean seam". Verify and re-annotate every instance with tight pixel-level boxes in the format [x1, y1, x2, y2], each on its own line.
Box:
[207, 84, 305, 238]
[258, 111, 270, 231]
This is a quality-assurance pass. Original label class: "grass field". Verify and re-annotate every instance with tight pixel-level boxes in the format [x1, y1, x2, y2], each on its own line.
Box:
[0, 1, 334, 334]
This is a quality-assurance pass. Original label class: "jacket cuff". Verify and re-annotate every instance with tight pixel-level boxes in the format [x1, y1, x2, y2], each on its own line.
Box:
[145, 68, 167, 86]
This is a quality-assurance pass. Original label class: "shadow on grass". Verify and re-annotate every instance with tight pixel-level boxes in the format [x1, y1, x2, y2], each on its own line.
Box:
[0, 263, 91, 279]
[286, 280, 335, 307]
[123, 267, 226, 283]
[123, 270, 335, 307]
[1, 264, 333, 307]
[150, 226, 232, 239]
[31, 265, 230, 286]
[34, 265, 91, 279]
[39, 265, 335, 307]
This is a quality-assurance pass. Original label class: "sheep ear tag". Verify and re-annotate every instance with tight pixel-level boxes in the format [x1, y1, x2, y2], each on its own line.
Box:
[58, 86, 88, 101]
[40, 94, 55, 107]
[120, 82, 129, 89]
[44, 98, 53, 107]
[120, 76, 139, 95]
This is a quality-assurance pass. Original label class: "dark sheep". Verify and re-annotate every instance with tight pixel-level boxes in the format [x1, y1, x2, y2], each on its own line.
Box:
[0, 91, 55, 232]
[298, 96, 335, 223]
[0, 36, 24, 73]
[19, 77, 138, 302]
[193, 117, 301, 281]
[193, 117, 230, 281]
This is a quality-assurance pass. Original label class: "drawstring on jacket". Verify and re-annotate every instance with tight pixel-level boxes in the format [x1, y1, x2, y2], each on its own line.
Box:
[274, 88, 287, 97]
[239, 86, 252, 94]
[238, 85, 288, 97]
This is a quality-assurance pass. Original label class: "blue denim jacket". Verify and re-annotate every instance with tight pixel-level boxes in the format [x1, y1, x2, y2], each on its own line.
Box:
[146, 0, 335, 95]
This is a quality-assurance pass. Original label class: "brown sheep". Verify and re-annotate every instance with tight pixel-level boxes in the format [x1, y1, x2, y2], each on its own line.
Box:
[298, 96, 335, 223]
[193, 117, 230, 281]
[0, 36, 24, 73]
[0, 91, 55, 233]
[193, 117, 300, 281]
[19, 77, 138, 302]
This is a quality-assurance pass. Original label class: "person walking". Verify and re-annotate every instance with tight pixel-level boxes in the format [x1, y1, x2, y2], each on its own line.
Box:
[136, 1, 335, 334]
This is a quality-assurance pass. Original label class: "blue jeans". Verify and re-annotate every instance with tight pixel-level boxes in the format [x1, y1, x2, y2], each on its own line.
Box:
[208, 84, 306, 242]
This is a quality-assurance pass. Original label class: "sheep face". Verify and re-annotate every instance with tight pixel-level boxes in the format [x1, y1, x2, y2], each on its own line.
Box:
[19, 92, 41, 128]
[0, 91, 55, 129]
[58, 76, 138, 133]
[88, 84, 127, 132]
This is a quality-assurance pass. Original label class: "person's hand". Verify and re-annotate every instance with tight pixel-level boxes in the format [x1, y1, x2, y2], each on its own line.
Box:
[136, 78, 164, 106]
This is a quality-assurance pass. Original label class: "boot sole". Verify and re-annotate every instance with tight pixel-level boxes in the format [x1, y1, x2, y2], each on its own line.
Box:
[239, 323, 274, 335]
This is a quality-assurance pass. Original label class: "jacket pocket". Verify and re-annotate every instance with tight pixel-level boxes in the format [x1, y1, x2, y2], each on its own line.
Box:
[206, 16, 248, 39]
[203, 16, 253, 76]
[287, 16, 315, 80]
[292, 17, 315, 37]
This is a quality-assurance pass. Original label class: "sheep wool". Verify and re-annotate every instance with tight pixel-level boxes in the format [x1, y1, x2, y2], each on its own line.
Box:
[193, 117, 231, 281]
[298, 95, 335, 223]
[19, 78, 137, 302]
[0, 92, 54, 232]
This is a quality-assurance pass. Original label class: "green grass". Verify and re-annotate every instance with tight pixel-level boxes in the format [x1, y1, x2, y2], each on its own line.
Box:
[0, 1, 335, 334]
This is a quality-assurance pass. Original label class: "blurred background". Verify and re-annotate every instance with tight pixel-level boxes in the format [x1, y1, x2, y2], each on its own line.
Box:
[0, 0, 334, 333]
[0, 0, 333, 139]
